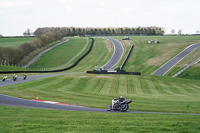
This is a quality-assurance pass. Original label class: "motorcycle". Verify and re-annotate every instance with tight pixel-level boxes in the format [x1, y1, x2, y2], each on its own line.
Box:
[107, 98, 132, 112]
[2, 76, 7, 81]
[13, 76, 17, 81]
[23, 75, 27, 80]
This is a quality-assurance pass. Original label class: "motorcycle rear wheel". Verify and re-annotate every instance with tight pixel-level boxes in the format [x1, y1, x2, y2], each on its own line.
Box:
[107, 104, 112, 111]
[120, 104, 129, 112]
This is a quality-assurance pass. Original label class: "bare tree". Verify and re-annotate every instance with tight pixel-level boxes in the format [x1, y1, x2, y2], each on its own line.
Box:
[196, 30, 200, 34]
[23, 28, 32, 37]
[171, 29, 175, 35]
[178, 29, 182, 35]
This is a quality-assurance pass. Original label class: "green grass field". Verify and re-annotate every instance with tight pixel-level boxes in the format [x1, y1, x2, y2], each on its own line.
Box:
[0, 37, 33, 48]
[29, 37, 89, 69]
[0, 74, 199, 113]
[110, 36, 200, 76]
[0, 106, 200, 133]
[0, 35, 200, 132]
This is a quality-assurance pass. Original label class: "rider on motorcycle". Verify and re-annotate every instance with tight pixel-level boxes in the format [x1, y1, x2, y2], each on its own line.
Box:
[2, 76, 7, 81]
[112, 96, 126, 108]
[108, 96, 132, 112]
[114, 96, 126, 102]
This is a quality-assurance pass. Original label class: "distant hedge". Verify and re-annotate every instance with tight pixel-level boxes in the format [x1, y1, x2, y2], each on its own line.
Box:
[34, 26, 164, 36]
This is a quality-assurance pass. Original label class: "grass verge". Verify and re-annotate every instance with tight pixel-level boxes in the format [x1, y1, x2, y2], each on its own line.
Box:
[0, 106, 200, 132]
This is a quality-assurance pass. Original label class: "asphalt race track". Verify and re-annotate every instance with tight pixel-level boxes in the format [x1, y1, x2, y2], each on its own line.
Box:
[1, 94, 199, 115]
[152, 43, 200, 76]
[0, 72, 82, 87]
[0, 40, 199, 115]
[102, 38, 124, 70]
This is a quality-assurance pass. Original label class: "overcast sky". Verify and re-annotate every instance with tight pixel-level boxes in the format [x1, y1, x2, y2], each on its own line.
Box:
[0, 0, 200, 36]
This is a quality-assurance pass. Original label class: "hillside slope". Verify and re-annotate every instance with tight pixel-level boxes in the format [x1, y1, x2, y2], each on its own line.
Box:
[110, 36, 200, 76]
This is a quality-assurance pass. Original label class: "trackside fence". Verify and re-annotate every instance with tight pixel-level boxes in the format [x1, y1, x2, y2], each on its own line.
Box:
[120, 44, 134, 70]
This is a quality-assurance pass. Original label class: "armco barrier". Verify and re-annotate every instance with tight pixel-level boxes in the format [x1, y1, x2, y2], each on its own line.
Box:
[86, 70, 141, 75]
[120, 44, 134, 70]
[0, 38, 94, 74]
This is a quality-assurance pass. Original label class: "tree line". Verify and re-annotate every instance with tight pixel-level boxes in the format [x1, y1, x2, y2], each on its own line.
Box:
[34, 26, 164, 36]
[0, 29, 65, 66]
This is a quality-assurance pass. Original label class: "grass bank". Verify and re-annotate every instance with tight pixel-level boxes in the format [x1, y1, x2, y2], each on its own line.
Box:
[109, 36, 200, 75]
[0, 106, 199, 132]
[29, 37, 88, 69]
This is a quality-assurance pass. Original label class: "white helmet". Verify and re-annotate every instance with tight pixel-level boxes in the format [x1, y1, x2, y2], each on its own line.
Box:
[120, 96, 124, 99]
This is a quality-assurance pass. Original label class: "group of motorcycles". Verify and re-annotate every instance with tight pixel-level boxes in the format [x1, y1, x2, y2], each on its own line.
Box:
[2, 74, 27, 82]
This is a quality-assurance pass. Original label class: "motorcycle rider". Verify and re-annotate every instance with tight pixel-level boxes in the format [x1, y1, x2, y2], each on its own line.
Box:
[114, 96, 126, 102]
[2, 76, 7, 81]
[108, 96, 131, 112]
[112, 96, 126, 108]
[23, 74, 27, 80]
[13, 74, 16, 80]
[13, 74, 17, 81]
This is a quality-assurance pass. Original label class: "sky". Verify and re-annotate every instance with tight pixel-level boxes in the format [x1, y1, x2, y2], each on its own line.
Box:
[0, 0, 200, 36]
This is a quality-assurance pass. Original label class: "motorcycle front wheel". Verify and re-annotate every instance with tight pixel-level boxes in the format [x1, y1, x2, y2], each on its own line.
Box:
[120, 104, 129, 112]
[107, 104, 112, 111]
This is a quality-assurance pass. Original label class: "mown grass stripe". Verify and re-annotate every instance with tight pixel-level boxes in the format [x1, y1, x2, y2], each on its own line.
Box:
[56, 78, 74, 92]
[139, 76, 151, 94]
[126, 76, 134, 94]
[109, 76, 119, 94]
[162, 81, 184, 95]
[72, 78, 88, 92]
[99, 77, 112, 94]
[150, 78, 171, 95]
[158, 81, 177, 95]
[175, 82, 197, 95]
[130, 76, 138, 94]
[65, 77, 83, 91]
[92, 78, 106, 93]
[134, 77, 143, 94]
[145, 77, 160, 95]
[25, 77, 57, 90]
[190, 85, 200, 94]
[81, 77, 97, 92]
[118, 76, 128, 94]
[169, 82, 190, 95]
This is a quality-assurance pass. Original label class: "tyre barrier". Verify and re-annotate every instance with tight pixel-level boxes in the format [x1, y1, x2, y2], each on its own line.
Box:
[0, 38, 94, 74]
[85, 70, 141, 75]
